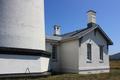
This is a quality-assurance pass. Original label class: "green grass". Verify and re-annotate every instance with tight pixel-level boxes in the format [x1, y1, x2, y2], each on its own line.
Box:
[0, 60, 120, 80]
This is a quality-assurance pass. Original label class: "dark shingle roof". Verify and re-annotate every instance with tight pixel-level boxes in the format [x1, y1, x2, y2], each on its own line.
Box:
[60, 28, 88, 38]
[60, 24, 113, 45]
[60, 26, 97, 40]
[46, 24, 113, 45]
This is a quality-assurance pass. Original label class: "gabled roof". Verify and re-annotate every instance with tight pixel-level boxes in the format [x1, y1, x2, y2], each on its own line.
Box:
[46, 24, 113, 45]
[60, 26, 95, 40]
[60, 27, 89, 39]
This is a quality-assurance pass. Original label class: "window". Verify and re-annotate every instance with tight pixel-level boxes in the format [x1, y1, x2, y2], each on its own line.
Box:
[52, 45, 57, 60]
[99, 45, 104, 60]
[79, 37, 83, 47]
[94, 29, 97, 36]
[87, 44, 92, 61]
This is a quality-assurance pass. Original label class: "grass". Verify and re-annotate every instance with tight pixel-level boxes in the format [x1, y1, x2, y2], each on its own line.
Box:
[36, 69, 120, 80]
[0, 60, 120, 80]
[110, 60, 120, 69]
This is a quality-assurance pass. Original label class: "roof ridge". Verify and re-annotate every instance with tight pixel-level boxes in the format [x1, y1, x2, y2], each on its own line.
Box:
[71, 27, 89, 36]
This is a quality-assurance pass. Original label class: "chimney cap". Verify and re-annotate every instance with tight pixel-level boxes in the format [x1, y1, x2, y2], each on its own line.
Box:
[87, 10, 96, 13]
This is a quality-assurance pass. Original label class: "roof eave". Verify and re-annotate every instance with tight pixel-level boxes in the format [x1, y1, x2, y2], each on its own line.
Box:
[60, 37, 78, 42]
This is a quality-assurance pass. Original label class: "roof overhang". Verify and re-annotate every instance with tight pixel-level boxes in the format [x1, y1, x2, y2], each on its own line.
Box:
[46, 35, 62, 41]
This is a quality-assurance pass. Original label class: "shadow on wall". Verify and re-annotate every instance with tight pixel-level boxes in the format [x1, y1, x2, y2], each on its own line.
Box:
[48, 58, 52, 72]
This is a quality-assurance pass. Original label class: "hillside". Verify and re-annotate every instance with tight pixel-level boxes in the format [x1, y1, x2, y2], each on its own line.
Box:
[110, 53, 120, 60]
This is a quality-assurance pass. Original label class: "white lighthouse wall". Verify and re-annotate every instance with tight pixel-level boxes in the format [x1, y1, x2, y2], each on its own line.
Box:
[0, 54, 49, 74]
[0, 0, 45, 50]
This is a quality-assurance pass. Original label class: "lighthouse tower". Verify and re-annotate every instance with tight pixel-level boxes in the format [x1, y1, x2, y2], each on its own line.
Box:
[0, 0, 50, 75]
[0, 0, 45, 50]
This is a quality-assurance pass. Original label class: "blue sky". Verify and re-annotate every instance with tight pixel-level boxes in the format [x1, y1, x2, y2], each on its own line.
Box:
[45, 0, 120, 55]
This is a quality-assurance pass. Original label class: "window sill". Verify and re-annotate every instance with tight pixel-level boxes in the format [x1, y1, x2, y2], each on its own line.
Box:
[86, 60, 92, 63]
[52, 59, 57, 62]
[99, 60, 104, 63]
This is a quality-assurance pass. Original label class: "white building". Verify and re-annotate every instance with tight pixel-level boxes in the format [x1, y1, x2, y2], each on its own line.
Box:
[0, 0, 113, 75]
[46, 10, 113, 74]
[0, 0, 50, 75]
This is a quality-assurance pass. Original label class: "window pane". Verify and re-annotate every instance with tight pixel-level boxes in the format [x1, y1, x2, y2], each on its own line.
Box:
[87, 44, 92, 60]
[99, 46, 103, 60]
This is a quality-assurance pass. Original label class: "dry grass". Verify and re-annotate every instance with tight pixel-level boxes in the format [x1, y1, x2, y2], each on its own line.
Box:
[0, 60, 120, 80]
[39, 69, 120, 80]
[110, 60, 120, 69]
